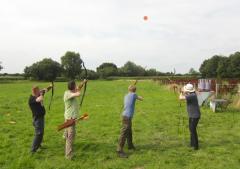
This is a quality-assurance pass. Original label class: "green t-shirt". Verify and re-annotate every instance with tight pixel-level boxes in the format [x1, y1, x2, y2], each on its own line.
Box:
[64, 90, 79, 120]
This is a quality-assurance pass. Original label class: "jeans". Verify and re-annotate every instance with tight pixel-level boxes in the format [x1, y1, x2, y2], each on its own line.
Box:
[189, 117, 199, 149]
[32, 117, 44, 152]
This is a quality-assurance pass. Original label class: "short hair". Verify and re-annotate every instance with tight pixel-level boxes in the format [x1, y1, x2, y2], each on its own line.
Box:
[32, 85, 39, 93]
[128, 85, 136, 92]
[68, 80, 76, 90]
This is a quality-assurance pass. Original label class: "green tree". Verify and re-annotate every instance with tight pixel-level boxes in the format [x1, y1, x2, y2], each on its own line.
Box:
[145, 68, 158, 76]
[199, 55, 224, 78]
[217, 57, 230, 78]
[120, 61, 145, 76]
[61, 51, 83, 80]
[97, 63, 118, 78]
[228, 52, 240, 78]
[24, 58, 62, 81]
[80, 69, 99, 80]
[188, 68, 200, 76]
[0, 62, 3, 71]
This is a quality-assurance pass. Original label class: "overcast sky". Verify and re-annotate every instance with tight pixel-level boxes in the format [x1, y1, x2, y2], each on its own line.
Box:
[0, 0, 240, 73]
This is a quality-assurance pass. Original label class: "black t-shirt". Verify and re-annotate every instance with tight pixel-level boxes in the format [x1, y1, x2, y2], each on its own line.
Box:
[28, 95, 46, 119]
[185, 92, 201, 118]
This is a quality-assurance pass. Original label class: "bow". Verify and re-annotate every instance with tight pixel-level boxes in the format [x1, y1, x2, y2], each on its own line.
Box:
[48, 81, 54, 110]
[132, 80, 138, 86]
[79, 60, 88, 108]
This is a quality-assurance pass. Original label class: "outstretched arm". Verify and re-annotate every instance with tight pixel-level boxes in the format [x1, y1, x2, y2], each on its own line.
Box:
[41, 84, 53, 93]
[46, 84, 53, 92]
[137, 96, 143, 101]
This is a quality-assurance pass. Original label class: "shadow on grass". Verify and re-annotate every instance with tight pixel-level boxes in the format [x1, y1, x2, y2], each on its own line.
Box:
[75, 142, 116, 152]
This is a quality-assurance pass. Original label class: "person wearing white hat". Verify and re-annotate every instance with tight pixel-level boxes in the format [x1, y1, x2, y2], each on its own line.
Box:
[179, 83, 201, 150]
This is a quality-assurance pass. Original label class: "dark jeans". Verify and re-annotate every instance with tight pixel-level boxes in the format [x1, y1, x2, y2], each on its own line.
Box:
[189, 118, 199, 149]
[31, 117, 44, 152]
[117, 116, 134, 152]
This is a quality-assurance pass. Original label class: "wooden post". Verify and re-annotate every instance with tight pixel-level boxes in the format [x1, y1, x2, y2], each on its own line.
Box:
[216, 83, 219, 98]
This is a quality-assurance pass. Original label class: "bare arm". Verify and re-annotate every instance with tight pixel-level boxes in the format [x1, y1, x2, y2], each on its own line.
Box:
[68, 91, 81, 99]
[46, 84, 53, 92]
[137, 96, 143, 101]
[179, 93, 186, 100]
[77, 79, 88, 91]
[36, 95, 44, 102]
[40, 84, 53, 94]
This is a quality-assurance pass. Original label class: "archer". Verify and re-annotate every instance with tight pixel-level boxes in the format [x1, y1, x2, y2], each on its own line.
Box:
[28, 84, 53, 154]
[117, 84, 143, 158]
[179, 83, 201, 150]
[63, 79, 87, 160]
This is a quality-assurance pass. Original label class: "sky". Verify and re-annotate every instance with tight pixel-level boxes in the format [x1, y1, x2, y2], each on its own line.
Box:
[0, 0, 240, 73]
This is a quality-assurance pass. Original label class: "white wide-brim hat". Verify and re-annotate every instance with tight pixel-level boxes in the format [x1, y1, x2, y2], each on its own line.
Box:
[183, 83, 195, 92]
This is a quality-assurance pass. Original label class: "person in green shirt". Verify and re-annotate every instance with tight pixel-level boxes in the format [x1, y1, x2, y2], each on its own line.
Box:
[63, 79, 87, 160]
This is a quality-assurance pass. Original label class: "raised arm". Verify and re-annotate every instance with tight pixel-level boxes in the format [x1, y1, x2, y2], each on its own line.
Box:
[179, 92, 186, 100]
[40, 84, 53, 94]
[36, 95, 44, 102]
[46, 84, 53, 92]
[67, 91, 81, 99]
[77, 79, 88, 91]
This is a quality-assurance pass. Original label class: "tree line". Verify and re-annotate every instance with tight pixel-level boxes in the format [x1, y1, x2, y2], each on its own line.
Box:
[23, 51, 171, 81]
[199, 51, 240, 78]
[1, 51, 240, 81]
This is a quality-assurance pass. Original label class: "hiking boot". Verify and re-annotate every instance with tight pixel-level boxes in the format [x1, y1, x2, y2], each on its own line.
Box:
[117, 151, 128, 158]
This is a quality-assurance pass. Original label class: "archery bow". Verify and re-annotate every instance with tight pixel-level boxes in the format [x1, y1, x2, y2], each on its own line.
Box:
[48, 81, 54, 110]
[79, 60, 88, 107]
[133, 79, 138, 86]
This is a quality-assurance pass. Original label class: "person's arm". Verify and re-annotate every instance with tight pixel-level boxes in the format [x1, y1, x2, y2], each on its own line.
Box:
[36, 95, 44, 102]
[39, 84, 53, 95]
[137, 96, 143, 101]
[66, 91, 81, 100]
[77, 79, 88, 91]
[46, 84, 53, 92]
[179, 92, 186, 100]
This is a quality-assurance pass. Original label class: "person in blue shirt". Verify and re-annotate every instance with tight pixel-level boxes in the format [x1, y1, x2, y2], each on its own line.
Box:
[117, 84, 143, 158]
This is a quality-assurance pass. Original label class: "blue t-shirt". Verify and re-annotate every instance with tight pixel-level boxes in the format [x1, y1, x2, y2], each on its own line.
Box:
[122, 92, 138, 118]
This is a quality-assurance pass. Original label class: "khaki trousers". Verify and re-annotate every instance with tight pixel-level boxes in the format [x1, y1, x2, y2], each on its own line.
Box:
[65, 124, 76, 159]
[117, 116, 134, 152]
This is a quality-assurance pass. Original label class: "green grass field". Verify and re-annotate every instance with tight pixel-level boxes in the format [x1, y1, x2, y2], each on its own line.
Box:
[0, 80, 240, 169]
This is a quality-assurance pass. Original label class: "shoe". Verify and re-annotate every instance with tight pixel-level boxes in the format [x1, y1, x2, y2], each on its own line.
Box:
[30, 150, 36, 155]
[65, 155, 73, 160]
[39, 145, 47, 150]
[117, 151, 128, 158]
[193, 147, 199, 150]
[128, 146, 136, 150]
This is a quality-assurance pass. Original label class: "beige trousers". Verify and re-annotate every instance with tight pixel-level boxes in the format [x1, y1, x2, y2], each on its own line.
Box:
[65, 124, 76, 159]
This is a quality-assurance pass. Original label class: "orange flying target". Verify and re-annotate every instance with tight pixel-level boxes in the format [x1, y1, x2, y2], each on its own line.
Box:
[143, 16, 148, 21]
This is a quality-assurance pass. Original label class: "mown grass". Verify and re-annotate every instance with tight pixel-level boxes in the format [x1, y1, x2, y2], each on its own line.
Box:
[0, 80, 240, 169]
